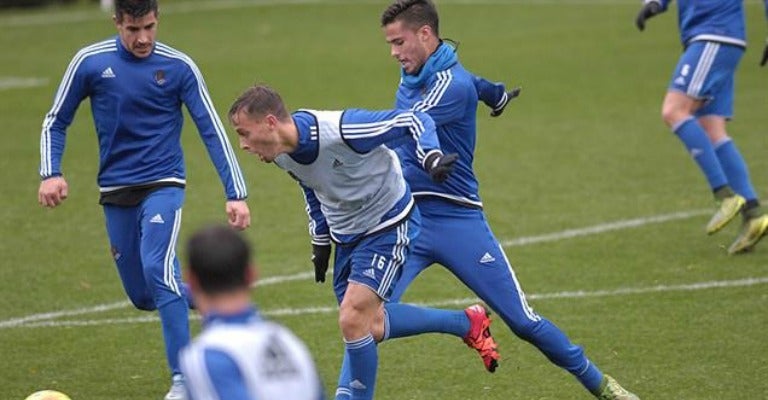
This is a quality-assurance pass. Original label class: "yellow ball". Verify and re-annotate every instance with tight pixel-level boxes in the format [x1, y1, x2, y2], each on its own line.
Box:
[24, 390, 72, 400]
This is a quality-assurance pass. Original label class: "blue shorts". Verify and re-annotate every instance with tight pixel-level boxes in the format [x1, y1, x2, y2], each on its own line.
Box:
[668, 41, 743, 118]
[332, 209, 420, 303]
[103, 186, 185, 310]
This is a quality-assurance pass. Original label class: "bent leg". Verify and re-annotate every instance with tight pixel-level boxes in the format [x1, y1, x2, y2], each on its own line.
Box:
[662, 42, 735, 192]
[434, 210, 604, 392]
[140, 187, 189, 377]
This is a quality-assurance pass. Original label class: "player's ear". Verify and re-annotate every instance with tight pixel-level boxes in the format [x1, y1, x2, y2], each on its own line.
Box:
[265, 114, 279, 129]
[186, 269, 200, 292]
[245, 263, 258, 287]
[417, 25, 432, 42]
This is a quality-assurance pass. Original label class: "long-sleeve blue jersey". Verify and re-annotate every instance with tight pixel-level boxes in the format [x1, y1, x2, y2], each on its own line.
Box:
[394, 45, 483, 209]
[655, 0, 754, 47]
[40, 36, 247, 200]
[282, 109, 441, 245]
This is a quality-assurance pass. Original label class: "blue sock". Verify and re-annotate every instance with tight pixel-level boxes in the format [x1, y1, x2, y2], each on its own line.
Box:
[673, 118, 728, 191]
[335, 351, 352, 400]
[383, 303, 469, 340]
[345, 334, 377, 400]
[714, 138, 757, 201]
[157, 297, 190, 376]
[578, 360, 604, 394]
[519, 317, 603, 392]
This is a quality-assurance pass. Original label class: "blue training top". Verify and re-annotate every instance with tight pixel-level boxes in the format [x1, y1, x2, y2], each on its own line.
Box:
[40, 36, 247, 200]
[393, 42, 483, 209]
[655, 0, 767, 48]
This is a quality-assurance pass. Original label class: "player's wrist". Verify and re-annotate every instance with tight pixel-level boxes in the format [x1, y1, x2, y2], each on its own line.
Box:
[40, 173, 63, 181]
[423, 150, 444, 171]
[311, 235, 331, 247]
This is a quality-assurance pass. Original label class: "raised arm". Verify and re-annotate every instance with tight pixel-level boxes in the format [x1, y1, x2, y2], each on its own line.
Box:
[635, 0, 670, 31]
[340, 109, 457, 182]
[474, 75, 521, 117]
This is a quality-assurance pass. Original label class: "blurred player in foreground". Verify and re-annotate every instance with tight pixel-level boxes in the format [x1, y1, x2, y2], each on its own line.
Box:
[180, 224, 324, 400]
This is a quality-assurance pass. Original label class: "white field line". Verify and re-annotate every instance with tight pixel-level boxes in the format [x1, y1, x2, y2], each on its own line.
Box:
[502, 209, 710, 247]
[0, 77, 48, 90]
[0, 272, 315, 330]
[13, 277, 768, 328]
[0, 209, 721, 329]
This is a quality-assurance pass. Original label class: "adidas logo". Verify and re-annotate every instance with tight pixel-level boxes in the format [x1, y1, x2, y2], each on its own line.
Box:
[149, 214, 165, 224]
[363, 268, 376, 279]
[101, 67, 116, 78]
[349, 380, 367, 390]
[690, 148, 703, 158]
[479, 252, 496, 264]
[674, 76, 686, 86]
[332, 158, 343, 168]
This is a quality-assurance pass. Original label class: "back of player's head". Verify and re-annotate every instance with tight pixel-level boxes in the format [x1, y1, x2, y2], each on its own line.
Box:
[381, 0, 439, 35]
[186, 224, 252, 294]
[228, 84, 290, 123]
[115, 0, 158, 22]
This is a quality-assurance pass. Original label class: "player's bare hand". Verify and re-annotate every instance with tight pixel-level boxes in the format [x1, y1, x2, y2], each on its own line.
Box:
[226, 200, 251, 230]
[38, 177, 69, 208]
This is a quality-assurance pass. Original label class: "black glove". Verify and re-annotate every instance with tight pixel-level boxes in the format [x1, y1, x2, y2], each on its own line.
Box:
[760, 39, 768, 67]
[424, 152, 458, 183]
[635, 1, 663, 31]
[490, 86, 522, 117]
[311, 243, 331, 283]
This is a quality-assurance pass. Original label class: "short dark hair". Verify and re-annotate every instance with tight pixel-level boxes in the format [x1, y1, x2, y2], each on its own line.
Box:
[186, 225, 252, 294]
[381, 0, 439, 35]
[115, 0, 158, 22]
[228, 84, 290, 124]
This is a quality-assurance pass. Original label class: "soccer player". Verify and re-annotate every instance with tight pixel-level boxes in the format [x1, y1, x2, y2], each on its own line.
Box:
[180, 224, 325, 400]
[228, 84, 499, 400]
[37, 1, 250, 398]
[332, 1, 641, 399]
[635, 0, 768, 254]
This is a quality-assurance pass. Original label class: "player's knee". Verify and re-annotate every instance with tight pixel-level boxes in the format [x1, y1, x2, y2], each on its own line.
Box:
[338, 306, 368, 339]
[127, 295, 156, 311]
[661, 98, 691, 127]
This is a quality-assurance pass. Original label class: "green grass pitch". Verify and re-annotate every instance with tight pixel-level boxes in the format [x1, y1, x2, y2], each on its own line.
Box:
[0, 1, 766, 399]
